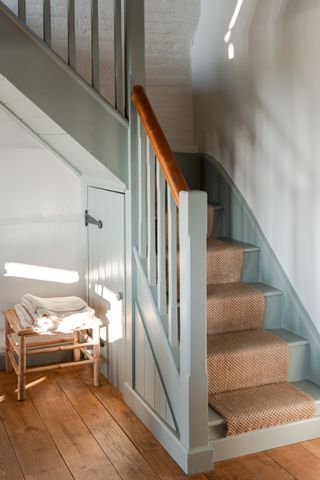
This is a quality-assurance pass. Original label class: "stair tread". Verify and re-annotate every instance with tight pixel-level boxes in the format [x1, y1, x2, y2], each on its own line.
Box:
[208, 379, 320, 427]
[246, 282, 282, 297]
[217, 237, 260, 253]
[209, 382, 316, 436]
[293, 380, 320, 402]
[267, 328, 308, 346]
[207, 329, 286, 354]
[207, 328, 308, 354]
[207, 282, 282, 298]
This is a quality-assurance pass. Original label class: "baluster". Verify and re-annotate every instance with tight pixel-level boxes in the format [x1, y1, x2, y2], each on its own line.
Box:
[138, 118, 147, 258]
[68, 0, 76, 69]
[167, 189, 178, 346]
[146, 139, 156, 286]
[91, 0, 100, 91]
[43, 0, 51, 47]
[114, 0, 123, 113]
[18, 0, 26, 22]
[156, 163, 167, 325]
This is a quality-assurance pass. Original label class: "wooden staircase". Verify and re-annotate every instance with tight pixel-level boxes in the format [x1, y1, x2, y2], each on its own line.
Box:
[178, 156, 320, 461]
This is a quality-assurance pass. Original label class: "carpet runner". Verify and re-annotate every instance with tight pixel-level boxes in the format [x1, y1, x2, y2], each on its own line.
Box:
[206, 204, 316, 436]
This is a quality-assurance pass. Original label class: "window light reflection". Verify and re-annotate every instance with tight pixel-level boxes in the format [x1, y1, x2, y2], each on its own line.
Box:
[224, 0, 244, 60]
[228, 43, 235, 60]
[4, 262, 79, 284]
[94, 283, 123, 343]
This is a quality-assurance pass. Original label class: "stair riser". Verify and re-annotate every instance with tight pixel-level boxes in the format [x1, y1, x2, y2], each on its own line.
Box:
[206, 243, 259, 285]
[206, 291, 282, 334]
[213, 209, 223, 238]
[263, 294, 282, 329]
[209, 416, 320, 459]
[288, 343, 309, 382]
[241, 250, 260, 282]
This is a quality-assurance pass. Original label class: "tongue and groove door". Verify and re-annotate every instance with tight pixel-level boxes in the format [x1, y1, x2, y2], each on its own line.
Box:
[87, 186, 125, 388]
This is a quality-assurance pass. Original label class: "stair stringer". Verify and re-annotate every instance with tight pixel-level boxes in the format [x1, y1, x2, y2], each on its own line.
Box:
[0, 2, 128, 184]
[201, 153, 320, 387]
[123, 248, 213, 474]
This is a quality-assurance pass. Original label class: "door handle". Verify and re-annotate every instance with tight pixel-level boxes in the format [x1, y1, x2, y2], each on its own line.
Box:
[85, 210, 103, 229]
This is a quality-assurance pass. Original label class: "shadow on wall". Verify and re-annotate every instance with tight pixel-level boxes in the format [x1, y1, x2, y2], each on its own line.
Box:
[192, 0, 320, 329]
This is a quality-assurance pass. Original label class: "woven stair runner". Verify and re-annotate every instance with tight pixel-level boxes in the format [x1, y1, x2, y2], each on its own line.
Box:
[206, 206, 316, 435]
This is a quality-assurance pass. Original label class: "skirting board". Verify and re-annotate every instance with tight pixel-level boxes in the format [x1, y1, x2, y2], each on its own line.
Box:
[123, 382, 213, 474]
[211, 415, 320, 461]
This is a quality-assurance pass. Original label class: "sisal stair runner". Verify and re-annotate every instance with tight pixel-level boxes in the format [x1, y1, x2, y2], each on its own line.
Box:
[206, 206, 316, 436]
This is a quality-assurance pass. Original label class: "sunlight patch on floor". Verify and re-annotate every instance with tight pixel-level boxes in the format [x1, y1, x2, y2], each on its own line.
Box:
[14, 375, 47, 393]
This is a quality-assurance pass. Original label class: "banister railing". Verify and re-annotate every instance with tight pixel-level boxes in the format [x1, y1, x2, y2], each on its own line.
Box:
[132, 84, 190, 343]
[132, 83, 210, 464]
[132, 85, 189, 207]
[14, 0, 125, 116]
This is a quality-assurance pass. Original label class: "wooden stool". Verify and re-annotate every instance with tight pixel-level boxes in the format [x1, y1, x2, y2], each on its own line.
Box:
[4, 309, 101, 400]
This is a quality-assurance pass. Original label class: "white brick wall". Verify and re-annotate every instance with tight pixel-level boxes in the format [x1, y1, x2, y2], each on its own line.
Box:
[2, 0, 200, 151]
[145, 0, 200, 150]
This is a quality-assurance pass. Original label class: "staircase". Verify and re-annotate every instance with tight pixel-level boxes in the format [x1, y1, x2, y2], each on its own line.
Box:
[178, 155, 320, 461]
[1, 0, 320, 474]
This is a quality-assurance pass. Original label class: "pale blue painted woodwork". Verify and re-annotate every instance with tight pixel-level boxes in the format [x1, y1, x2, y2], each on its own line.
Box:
[87, 187, 125, 388]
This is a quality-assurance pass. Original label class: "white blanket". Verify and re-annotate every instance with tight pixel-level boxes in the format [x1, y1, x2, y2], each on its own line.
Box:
[14, 294, 100, 333]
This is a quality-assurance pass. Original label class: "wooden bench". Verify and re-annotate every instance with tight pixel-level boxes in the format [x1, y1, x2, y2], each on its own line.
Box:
[4, 309, 101, 400]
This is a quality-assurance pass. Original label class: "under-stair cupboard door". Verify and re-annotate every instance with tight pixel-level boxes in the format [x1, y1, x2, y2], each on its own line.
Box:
[87, 186, 125, 389]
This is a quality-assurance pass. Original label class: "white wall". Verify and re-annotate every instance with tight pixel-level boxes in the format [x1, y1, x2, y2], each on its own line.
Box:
[0, 108, 85, 351]
[192, 0, 320, 331]
[2, 0, 200, 151]
[145, 0, 200, 150]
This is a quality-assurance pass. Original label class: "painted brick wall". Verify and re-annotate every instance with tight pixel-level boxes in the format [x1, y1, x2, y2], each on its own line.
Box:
[2, 0, 200, 151]
[145, 0, 200, 150]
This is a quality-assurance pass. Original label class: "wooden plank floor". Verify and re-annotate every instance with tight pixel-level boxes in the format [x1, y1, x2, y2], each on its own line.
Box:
[0, 366, 319, 480]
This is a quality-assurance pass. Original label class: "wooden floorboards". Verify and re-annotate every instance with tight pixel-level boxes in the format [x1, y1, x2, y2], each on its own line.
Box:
[0, 366, 319, 479]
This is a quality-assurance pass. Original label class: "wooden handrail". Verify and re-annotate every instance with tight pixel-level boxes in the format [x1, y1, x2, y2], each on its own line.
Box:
[132, 85, 189, 206]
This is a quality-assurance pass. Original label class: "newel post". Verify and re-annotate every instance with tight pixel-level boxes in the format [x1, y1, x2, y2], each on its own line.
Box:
[179, 191, 212, 472]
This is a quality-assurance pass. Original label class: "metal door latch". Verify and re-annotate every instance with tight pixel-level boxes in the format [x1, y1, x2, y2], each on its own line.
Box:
[85, 210, 103, 229]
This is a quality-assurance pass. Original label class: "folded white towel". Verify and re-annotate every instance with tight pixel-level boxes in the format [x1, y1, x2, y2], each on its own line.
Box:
[14, 304, 34, 329]
[14, 294, 100, 333]
[22, 294, 87, 314]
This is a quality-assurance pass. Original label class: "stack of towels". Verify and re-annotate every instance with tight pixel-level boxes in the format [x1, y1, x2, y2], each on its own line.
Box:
[15, 294, 99, 333]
